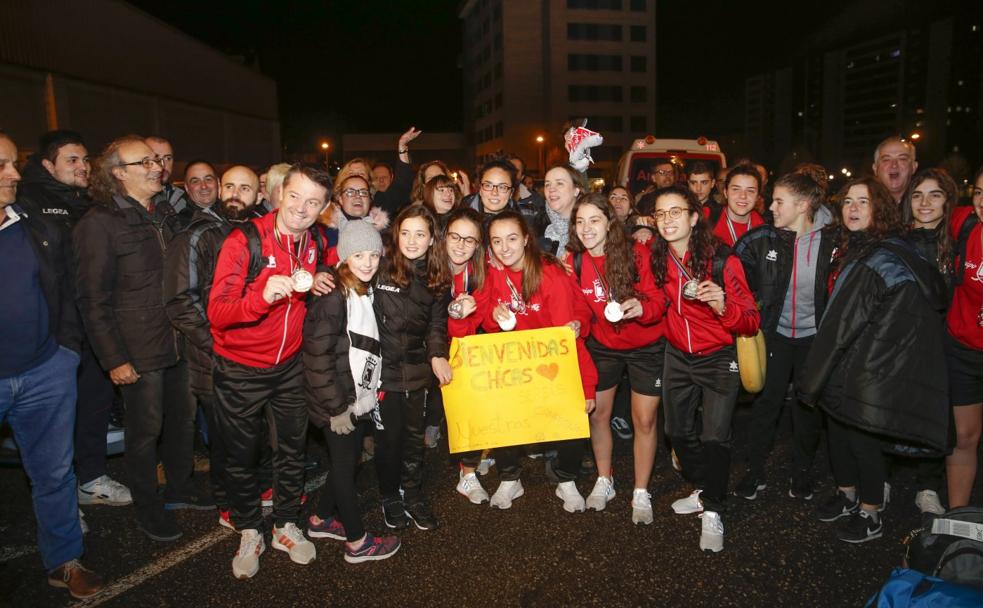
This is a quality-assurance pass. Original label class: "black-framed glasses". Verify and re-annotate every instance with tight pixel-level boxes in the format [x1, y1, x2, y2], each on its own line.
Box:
[342, 188, 370, 198]
[446, 231, 479, 248]
[653, 207, 686, 222]
[119, 157, 164, 170]
[480, 181, 512, 194]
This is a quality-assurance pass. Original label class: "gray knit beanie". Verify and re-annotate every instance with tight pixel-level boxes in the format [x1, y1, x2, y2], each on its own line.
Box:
[337, 219, 383, 263]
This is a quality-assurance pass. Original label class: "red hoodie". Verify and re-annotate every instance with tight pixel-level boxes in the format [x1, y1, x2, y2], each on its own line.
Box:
[662, 248, 760, 354]
[477, 261, 598, 399]
[707, 209, 765, 247]
[209, 212, 326, 368]
[563, 242, 667, 350]
[447, 261, 491, 338]
[948, 206, 983, 349]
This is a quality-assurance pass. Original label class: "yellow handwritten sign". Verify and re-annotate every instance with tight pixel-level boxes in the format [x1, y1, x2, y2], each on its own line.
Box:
[441, 327, 589, 453]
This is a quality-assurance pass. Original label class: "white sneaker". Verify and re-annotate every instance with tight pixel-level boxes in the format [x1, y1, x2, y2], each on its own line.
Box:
[585, 476, 616, 511]
[456, 471, 490, 505]
[699, 510, 724, 553]
[232, 529, 265, 579]
[271, 523, 316, 565]
[879, 482, 892, 512]
[476, 458, 495, 476]
[555, 481, 586, 513]
[671, 489, 703, 515]
[78, 475, 133, 506]
[631, 489, 653, 525]
[914, 489, 945, 515]
[490, 480, 524, 509]
[671, 449, 682, 473]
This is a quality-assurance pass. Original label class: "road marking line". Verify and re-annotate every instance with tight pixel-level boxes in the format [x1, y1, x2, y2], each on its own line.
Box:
[76, 471, 328, 607]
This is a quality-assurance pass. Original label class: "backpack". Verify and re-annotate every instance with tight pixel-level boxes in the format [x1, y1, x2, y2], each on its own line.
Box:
[905, 507, 983, 591]
[236, 221, 327, 285]
[866, 568, 983, 607]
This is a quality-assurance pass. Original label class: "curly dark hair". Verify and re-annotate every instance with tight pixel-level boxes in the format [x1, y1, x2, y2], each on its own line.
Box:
[901, 168, 957, 276]
[649, 185, 721, 286]
[381, 205, 450, 294]
[566, 192, 638, 302]
[834, 177, 903, 265]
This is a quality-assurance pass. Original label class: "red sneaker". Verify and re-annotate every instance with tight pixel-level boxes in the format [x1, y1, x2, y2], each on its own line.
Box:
[261, 488, 307, 507]
[219, 509, 235, 530]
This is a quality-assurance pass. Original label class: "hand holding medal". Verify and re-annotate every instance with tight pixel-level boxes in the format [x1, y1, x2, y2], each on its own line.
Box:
[492, 302, 517, 331]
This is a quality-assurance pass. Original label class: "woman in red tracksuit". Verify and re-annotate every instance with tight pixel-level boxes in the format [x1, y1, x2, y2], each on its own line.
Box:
[945, 166, 983, 508]
[650, 184, 759, 553]
[441, 207, 493, 504]
[478, 210, 598, 512]
[563, 192, 667, 526]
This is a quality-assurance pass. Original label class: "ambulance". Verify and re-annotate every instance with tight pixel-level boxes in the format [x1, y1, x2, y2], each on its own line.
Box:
[616, 136, 727, 196]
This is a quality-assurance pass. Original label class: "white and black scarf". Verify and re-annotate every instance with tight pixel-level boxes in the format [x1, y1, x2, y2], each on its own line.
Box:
[346, 288, 382, 419]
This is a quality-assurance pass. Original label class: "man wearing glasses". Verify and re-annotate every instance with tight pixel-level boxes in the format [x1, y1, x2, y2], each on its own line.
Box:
[75, 135, 205, 543]
[147, 136, 189, 214]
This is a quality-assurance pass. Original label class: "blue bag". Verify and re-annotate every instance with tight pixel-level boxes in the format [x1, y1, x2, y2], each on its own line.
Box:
[866, 568, 983, 607]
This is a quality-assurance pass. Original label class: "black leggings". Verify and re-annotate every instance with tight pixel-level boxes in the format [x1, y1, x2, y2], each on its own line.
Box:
[315, 422, 367, 542]
[374, 388, 428, 504]
[827, 416, 886, 506]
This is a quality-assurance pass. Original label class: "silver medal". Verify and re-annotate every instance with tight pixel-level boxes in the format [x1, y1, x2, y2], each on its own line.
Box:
[604, 301, 624, 322]
[682, 279, 700, 300]
[292, 269, 314, 293]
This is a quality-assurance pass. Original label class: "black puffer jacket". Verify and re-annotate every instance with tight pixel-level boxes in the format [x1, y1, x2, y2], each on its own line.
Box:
[373, 258, 450, 392]
[303, 279, 358, 425]
[800, 236, 949, 451]
[75, 194, 181, 373]
[163, 209, 232, 393]
[16, 157, 95, 232]
[734, 219, 838, 334]
[905, 227, 953, 298]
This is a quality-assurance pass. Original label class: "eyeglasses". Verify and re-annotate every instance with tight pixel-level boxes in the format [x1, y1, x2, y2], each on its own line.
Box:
[653, 207, 687, 222]
[342, 188, 371, 198]
[158, 154, 174, 163]
[609, 195, 630, 203]
[480, 181, 512, 194]
[119, 157, 164, 170]
[446, 231, 479, 248]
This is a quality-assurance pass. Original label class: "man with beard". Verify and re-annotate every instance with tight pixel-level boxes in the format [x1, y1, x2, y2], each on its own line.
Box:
[17, 131, 131, 514]
[164, 164, 262, 529]
[873, 136, 918, 204]
[147, 136, 189, 213]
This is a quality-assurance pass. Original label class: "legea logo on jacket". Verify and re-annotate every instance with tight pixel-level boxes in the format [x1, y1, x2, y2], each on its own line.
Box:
[43, 208, 69, 215]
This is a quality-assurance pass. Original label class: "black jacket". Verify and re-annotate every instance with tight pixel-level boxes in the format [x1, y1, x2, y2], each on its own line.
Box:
[16, 158, 95, 232]
[75, 194, 181, 373]
[11, 203, 82, 354]
[163, 209, 232, 393]
[373, 258, 450, 392]
[905, 227, 953, 298]
[734, 223, 837, 334]
[303, 278, 358, 425]
[373, 160, 414, 218]
[800, 237, 950, 451]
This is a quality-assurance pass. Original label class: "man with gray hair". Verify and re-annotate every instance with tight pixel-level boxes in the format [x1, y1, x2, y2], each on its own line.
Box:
[872, 136, 918, 204]
[262, 162, 292, 214]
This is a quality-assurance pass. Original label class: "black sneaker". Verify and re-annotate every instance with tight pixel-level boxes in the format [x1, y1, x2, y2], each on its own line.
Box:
[788, 475, 814, 501]
[137, 508, 182, 542]
[836, 509, 883, 543]
[816, 491, 859, 522]
[733, 473, 767, 500]
[382, 500, 409, 530]
[405, 501, 439, 531]
[164, 492, 216, 511]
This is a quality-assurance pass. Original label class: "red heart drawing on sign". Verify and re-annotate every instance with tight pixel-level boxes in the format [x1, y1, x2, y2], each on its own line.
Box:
[536, 363, 559, 381]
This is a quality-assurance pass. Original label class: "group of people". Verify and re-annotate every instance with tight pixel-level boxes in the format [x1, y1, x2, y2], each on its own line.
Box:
[2, 124, 982, 599]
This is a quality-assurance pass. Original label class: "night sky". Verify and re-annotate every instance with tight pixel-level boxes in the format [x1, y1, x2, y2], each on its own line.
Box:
[132, 0, 955, 156]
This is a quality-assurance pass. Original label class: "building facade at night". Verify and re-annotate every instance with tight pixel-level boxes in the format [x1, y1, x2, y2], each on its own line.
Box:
[459, 0, 657, 177]
[744, 3, 982, 182]
[0, 0, 280, 168]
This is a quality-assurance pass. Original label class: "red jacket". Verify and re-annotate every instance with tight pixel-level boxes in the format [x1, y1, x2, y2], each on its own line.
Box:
[477, 261, 598, 399]
[448, 261, 491, 338]
[662, 249, 760, 354]
[707, 208, 765, 247]
[208, 212, 325, 368]
[564, 242, 667, 350]
[948, 207, 983, 349]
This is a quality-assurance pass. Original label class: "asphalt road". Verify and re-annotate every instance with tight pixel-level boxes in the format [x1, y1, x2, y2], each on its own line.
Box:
[1, 403, 976, 608]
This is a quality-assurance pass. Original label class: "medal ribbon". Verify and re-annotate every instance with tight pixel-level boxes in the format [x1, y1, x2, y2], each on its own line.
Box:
[586, 254, 611, 302]
[453, 262, 471, 297]
[667, 246, 694, 283]
[272, 224, 310, 274]
[724, 215, 749, 246]
[504, 272, 526, 313]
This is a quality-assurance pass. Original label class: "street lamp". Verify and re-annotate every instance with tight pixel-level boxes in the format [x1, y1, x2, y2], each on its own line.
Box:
[535, 135, 545, 175]
[320, 141, 330, 167]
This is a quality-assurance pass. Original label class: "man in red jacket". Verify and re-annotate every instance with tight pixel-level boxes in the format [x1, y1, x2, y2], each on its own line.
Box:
[208, 164, 332, 579]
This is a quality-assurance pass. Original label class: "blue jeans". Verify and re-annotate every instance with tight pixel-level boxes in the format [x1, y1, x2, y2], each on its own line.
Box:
[0, 346, 82, 571]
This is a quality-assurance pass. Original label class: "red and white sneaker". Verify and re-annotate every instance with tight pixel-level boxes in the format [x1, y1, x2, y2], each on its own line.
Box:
[271, 523, 316, 565]
[219, 509, 234, 530]
[261, 488, 308, 508]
